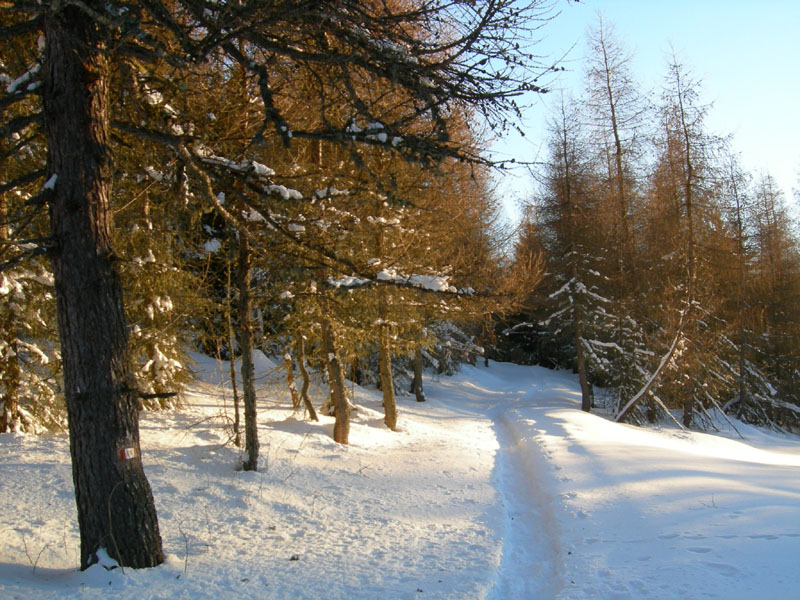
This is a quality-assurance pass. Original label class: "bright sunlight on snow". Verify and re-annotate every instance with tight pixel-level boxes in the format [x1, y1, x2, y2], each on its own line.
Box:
[1, 358, 799, 599]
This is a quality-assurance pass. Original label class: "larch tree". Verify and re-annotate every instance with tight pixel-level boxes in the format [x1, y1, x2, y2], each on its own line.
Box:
[748, 175, 800, 415]
[527, 96, 610, 411]
[0, 21, 62, 433]
[624, 55, 730, 427]
[3, 0, 560, 568]
[584, 17, 650, 406]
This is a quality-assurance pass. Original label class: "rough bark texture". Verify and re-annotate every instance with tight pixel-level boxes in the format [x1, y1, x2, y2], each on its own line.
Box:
[236, 230, 259, 471]
[321, 317, 349, 444]
[43, 6, 162, 569]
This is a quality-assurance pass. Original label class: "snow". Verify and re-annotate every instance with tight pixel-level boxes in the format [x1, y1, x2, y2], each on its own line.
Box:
[376, 269, 457, 293]
[264, 184, 302, 201]
[327, 275, 369, 288]
[144, 166, 164, 181]
[6, 63, 40, 94]
[1, 358, 799, 599]
[43, 174, 57, 191]
[202, 238, 222, 254]
[315, 187, 348, 199]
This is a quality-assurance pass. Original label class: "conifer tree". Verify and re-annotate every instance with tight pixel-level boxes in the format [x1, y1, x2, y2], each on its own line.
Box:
[2, 0, 557, 568]
[526, 96, 611, 411]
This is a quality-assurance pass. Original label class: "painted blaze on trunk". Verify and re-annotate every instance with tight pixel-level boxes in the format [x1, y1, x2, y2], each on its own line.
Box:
[42, 6, 163, 569]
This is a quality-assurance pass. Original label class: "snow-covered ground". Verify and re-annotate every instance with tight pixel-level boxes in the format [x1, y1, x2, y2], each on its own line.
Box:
[1, 356, 799, 599]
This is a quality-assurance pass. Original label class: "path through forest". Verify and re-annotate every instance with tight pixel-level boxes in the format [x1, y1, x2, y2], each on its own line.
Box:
[1, 357, 799, 599]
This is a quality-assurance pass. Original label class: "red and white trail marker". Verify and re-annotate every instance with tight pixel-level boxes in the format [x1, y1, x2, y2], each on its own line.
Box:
[119, 447, 138, 461]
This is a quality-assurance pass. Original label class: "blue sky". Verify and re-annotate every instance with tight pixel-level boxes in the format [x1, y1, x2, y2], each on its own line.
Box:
[494, 0, 800, 219]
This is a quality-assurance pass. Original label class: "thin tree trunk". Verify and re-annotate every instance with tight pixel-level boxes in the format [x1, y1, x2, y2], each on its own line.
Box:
[575, 318, 593, 412]
[378, 289, 397, 429]
[682, 396, 694, 428]
[730, 163, 749, 410]
[616, 307, 688, 423]
[676, 65, 696, 429]
[558, 102, 593, 414]
[284, 348, 301, 410]
[226, 260, 241, 447]
[295, 336, 318, 421]
[321, 317, 349, 444]
[379, 323, 397, 430]
[236, 230, 258, 470]
[43, 6, 162, 569]
[412, 345, 426, 402]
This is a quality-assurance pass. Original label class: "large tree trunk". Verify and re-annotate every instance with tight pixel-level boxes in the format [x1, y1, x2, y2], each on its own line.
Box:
[42, 7, 162, 569]
[321, 317, 349, 444]
[236, 230, 259, 471]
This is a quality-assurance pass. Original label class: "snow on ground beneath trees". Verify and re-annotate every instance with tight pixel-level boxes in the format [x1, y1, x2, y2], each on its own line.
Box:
[1, 355, 799, 599]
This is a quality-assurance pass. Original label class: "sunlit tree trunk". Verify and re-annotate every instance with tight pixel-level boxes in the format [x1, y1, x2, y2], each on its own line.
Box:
[412, 345, 426, 402]
[378, 288, 398, 429]
[226, 259, 241, 446]
[236, 228, 258, 470]
[295, 336, 318, 421]
[321, 316, 349, 444]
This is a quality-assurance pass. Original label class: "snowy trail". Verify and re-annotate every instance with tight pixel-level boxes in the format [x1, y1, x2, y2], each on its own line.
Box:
[2, 357, 800, 599]
[487, 409, 563, 598]
[426, 363, 579, 598]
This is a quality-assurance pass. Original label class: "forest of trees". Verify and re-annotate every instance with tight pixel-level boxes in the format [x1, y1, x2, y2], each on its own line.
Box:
[1, 0, 798, 575]
[0, 0, 550, 570]
[500, 19, 800, 433]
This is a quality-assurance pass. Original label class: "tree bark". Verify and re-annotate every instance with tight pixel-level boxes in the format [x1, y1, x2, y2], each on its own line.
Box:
[236, 229, 259, 470]
[321, 317, 349, 444]
[284, 348, 301, 410]
[411, 345, 426, 402]
[225, 259, 241, 447]
[378, 289, 397, 429]
[43, 6, 162, 569]
[295, 336, 318, 421]
[378, 322, 397, 430]
[575, 318, 593, 412]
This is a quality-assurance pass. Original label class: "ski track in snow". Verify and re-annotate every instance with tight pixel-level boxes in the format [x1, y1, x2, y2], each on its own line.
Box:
[428, 368, 567, 599]
[1, 356, 800, 599]
[488, 409, 563, 598]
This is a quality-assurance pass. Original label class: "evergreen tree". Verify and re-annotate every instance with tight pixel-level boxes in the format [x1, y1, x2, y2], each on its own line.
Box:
[526, 96, 612, 411]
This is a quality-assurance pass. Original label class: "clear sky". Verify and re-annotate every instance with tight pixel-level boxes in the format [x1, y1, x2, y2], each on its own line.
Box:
[493, 0, 800, 221]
